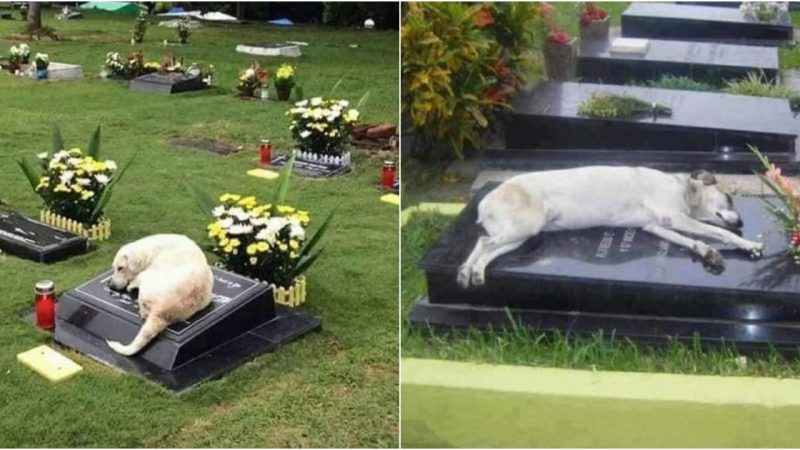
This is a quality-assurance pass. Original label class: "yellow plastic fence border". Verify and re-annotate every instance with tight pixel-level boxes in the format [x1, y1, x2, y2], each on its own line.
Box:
[401, 202, 466, 227]
[402, 358, 800, 447]
[40, 210, 111, 241]
[272, 275, 306, 308]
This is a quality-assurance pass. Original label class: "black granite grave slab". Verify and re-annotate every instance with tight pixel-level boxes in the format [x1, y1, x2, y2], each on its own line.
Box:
[269, 154, 351, 178]
[577, 38, 779, 85]
[130, 72, 207, 94]
[54, 267, 321, 392]
[506, 82, 797, 156]
[0, 212, 87, 263]
[409, 187, 800, 354]
[622, 3, 793, 46]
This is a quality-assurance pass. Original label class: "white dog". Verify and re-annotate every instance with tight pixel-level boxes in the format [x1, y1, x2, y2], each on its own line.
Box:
[458, 166, 765, 288]
[106, 234, 214, 355]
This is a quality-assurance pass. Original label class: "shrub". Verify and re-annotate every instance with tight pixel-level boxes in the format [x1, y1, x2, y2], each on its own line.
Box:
[724, 72, 800, 111]
[646, 74, 715, 92]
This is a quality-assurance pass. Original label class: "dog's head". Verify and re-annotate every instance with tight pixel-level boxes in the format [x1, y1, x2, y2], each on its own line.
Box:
[686, 170, 743, 229]
[108, 243, 144, 290]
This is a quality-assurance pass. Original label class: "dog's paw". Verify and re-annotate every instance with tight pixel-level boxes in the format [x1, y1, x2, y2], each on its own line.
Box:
[747, 242, 764, 259]
[106, 339, 135, 356]
[456, 265, 471, 289]
[704, 248, 726, 269]
[471, 267, 486, 286]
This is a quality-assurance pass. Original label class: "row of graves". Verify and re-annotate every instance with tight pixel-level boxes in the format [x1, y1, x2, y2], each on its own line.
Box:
[409, 2, 800, 356]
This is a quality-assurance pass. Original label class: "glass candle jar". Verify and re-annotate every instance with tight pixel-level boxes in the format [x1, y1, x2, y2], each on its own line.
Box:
[381, 161, 396, 190]
[259, 139, 272, 167]
[35, 280, 56, 331]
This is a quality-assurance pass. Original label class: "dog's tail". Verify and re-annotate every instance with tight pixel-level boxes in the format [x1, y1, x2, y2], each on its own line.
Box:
[106, 315, 168, 356]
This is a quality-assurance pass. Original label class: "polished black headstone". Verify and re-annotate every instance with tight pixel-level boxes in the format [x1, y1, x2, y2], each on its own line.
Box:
[409, 187, 800, 354]
[622, 3, 793, 45]
[506, 81, 797, 156]
[577, 38, 779, 85]
[0, 212, 87, 263]
[269, 154, 350, 178]
[130, 72, 207, 94]
[54, 267, 321, 392]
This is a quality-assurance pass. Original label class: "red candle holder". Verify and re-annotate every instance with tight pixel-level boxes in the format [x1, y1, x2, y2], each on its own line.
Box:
[381, 161, 396, 190]
[34, 280, 56, 331]
[259, 139, 272, 167]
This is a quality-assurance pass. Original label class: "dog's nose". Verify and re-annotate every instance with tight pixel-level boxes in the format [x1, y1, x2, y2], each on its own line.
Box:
[734, 218, 743, 228]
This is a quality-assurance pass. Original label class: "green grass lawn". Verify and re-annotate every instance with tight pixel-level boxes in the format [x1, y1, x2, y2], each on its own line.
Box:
[0, 8, 398, 447]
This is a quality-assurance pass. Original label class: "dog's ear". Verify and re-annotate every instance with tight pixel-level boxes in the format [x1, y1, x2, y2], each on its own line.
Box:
[690, 170, 717, 186]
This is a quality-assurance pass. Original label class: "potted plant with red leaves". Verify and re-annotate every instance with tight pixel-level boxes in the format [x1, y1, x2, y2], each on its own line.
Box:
[543, 26, 577, 81]
[579, 2, 610, 39]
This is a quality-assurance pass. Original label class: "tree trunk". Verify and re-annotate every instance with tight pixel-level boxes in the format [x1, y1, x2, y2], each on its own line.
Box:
[27, 2, 41, 29]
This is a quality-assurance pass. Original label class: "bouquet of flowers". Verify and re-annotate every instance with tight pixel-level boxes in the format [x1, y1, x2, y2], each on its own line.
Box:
[131, 11, 147, 44]
[9, 43, 30, 65]
[33, 53, 49, 71]
[740, 1, 787, 22]
[580, 2, 608, 26]
[177, 17, 191, 44]
[236, 61, 268, 97]
[190, 156, 332, 289]
[547, 27, 573, 45]
[17, 125, 135, 227]
[578, 93, 672, 119]
[275, 64, 296, 94]
[287, 97, 360, 156]
[143, 61, 161, 73]
[750, 145, 800, 262]
[104, 50, 144, 79]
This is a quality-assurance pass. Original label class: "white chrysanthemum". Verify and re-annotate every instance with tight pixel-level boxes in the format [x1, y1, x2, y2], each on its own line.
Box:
[346, 109, 360, 122]
[339, 99, 350, 107]
[244, 68, 255, 78]
[95, 174, 110, 184]
[53, 150, 69, 160]
[228, 207, 251, 221]
[218, 217, 234, 229]
[251, 217, 269, 226]
[37, 152, 48, 160]
[212, 205, 227, 217]
[76, 177, 91, 186]
[295, 99, 308, 107]
[228, 223, 254, 235]
[310, 97, 323, 106]
[289, 219, 305, 240]
[67, 157, 82, 166]
[106, 160, 117, 171]
[59, 171, 74, 184]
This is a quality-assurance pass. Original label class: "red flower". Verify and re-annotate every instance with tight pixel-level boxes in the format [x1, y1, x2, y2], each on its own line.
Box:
[481, 86, 506, 103]
[475, 7, 495, 27]
[539, 2, 553, 19]
[548, 28, 571, 45]
[791, 231, 800, 247]
[580, 3, 608, 26]
[493, 60, 512, 78]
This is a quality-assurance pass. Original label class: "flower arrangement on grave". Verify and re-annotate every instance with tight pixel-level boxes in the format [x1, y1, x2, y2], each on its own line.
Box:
[543, 25, 576, 81]
[143, 61, 161, 73]
[177, 17, 191, 44]
[577, 93, 672, 119]
[287, 97, 360, 157]
[131, 11, 147, 44]
[740, 2, 787, 23]
[160, 53, 184, 72]
[189, 155, 333, 306]
[32, 53, 49, 79]
[236, 61, 268, 98]
[274, 64, 296, 101]
[579, 3, 609, 39]
[17, 125, 136, 239]
[103, 50, 145, 79]
[19, 3, 27, 20]
[9, 43, 30, 66]
[750, 145, 800, 262]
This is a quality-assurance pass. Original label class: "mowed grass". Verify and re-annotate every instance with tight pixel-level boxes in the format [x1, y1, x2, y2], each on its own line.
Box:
[401, 212, 800, 378]
[0, 7, 398, 448]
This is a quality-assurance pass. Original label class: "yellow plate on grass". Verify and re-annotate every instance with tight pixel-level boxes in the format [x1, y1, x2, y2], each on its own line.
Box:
[247, 168, 279, 180]
[17, 345, 83, 383]
[381, 193, 400, 206]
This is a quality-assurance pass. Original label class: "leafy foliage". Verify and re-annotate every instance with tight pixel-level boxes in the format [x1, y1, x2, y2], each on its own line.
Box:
[577, 93, 671, 119]
[646, 74, 715, 92]
[724, 71, 800, 111]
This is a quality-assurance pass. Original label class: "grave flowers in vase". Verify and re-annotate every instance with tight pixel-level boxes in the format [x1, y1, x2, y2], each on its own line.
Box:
[579, 2, 609, 39]
[740, 2, 788, 23]
[103, 50, 145, 79]
[543, 27, 576, 81]
[286, 97, 360, 167]
[190, 155, 334, 307]
[131, 11, 147, 44]
[8, 43, 30, 73]
[236, 61, 268, 98]
[16, 125, 135, 241]
[274, 64, 296, 101]
[750, 145, 800, 262]
[32, 53, 49, 79]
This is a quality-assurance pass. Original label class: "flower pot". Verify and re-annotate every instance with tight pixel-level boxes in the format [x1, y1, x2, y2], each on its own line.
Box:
[271, 275, 307, 307]
[34, 69, 48, 80]
[40, 210, 111, 241]
[544, 38, 577, 82]
[276, 87, 291, 101]
[580, 16, 610, 40]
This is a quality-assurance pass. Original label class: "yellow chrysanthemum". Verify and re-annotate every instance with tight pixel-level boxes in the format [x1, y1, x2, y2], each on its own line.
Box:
[249, 257, 258, 265]
[256, 241, 269, 252]
[229, 238, 241, 248]
[224, 245, 235, 253]
[246, 244, 258, 255]
[219, 238, 230, 247]
[81, 190, 94, 200]
[289, 239, 299, 250]
[278, 243, 288, 252]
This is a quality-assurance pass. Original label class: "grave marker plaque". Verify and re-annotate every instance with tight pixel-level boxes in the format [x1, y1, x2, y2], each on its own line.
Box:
[130, 72, 207, 94]
[235, 43, 302, 58]
[269, 153, 351, 178]
[621, 3, 793, 45]
[0, 212, 87, 263]
[578, 38, 779, 84]
[55, 267, 321, 391]
[410, 188, 800, 354]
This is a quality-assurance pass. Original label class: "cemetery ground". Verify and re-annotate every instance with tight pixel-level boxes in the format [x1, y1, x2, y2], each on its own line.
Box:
[402, 2, 800, 376]
[0, 8, 398, 448]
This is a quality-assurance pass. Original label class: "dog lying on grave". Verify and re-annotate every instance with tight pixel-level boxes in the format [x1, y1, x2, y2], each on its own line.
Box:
[458, 166, 765, 288]
[105, 234, 214, 355]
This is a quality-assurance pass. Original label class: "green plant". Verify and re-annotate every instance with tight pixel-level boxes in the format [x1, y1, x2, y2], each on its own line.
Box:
[724, 72, 800, 111]
[131, 11, 147, 44]
[188, 155, 334, 288]
[577, 93, 672, 119]
[17, 125, 136, 226]
[177, 17, 191, 44]
[646, 74, 715, 92]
